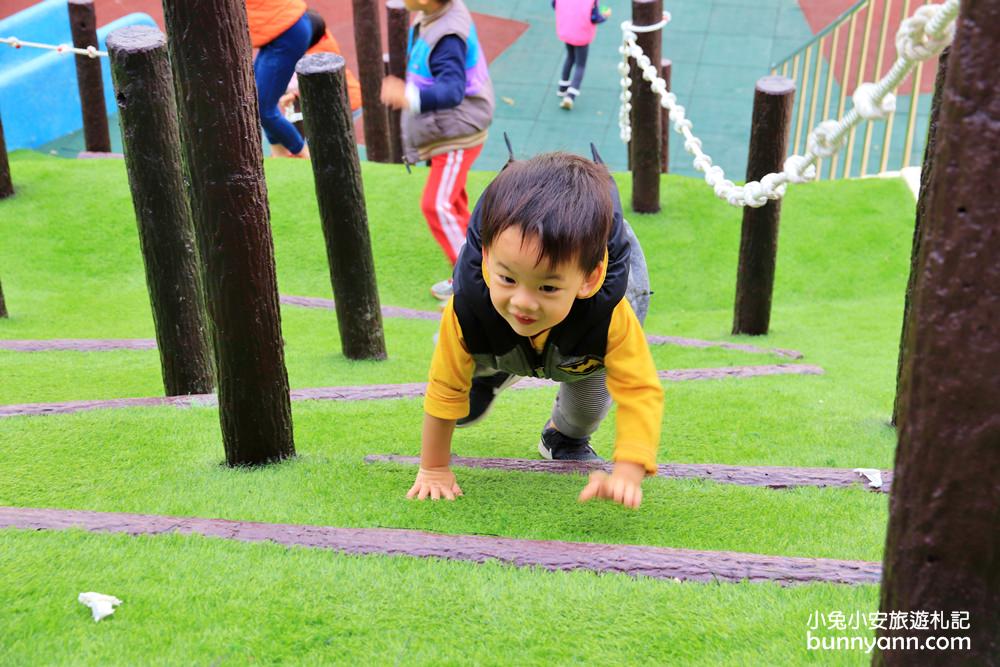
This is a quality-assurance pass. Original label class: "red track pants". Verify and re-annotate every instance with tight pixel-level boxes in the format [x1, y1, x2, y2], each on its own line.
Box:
[420, 144, 483, 265]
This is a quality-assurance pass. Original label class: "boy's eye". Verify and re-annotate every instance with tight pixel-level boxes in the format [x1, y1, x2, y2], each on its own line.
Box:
[497, 274, 515, 285]
[539, 285, 560, 293]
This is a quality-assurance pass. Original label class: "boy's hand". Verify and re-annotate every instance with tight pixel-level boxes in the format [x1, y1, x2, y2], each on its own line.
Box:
[578, 461, 646, 509]
[407, 465, 463, 500]
[380, 76, 409, 110]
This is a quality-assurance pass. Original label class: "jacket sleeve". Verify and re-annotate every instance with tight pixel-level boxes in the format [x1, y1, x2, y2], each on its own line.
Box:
[424, 297, 476, 419]
[591, 1, 608, 24]
[603, 299, 663, 474]
[418, 35, 468, 112]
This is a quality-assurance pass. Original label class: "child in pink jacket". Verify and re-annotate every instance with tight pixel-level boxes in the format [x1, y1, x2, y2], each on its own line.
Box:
[553, 0, 611, 109]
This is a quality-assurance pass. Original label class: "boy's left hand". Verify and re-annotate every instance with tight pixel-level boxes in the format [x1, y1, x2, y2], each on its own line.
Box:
[578, 461, 646, 509]
[380, 76, 409, 110]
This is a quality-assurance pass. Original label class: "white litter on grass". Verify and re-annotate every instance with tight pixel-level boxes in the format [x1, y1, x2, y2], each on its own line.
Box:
[78, 592, 122, 622]
[853, 468, 884, 489]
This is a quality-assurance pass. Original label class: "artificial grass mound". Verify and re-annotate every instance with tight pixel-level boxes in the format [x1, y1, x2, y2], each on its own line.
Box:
[0, 153, 915, 662]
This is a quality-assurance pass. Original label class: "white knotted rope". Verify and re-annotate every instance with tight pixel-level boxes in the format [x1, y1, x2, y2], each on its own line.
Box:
[619, 0, 959, 207]
[1, 36, 106, 58]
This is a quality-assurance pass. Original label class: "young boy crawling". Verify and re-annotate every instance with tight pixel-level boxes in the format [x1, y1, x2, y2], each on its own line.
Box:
[410, 151, 663, 509]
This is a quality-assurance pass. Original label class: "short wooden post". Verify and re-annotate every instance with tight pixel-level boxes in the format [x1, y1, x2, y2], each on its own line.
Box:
[352, 0, 391, 162]
[0, 110, 13, 199]
[162, 0, 295, 466]
[297, 54, 387, 361]
[0, 278, 7, 318]
[68, 0, 111, 153]
[732, 76, 795, 336]
[630, 0, 662, 213]
[660, 59, 671, 174]
[386, 0, 409, 164]
[107, 25, 215, 397]
[892, 48, 949, 427]
[875, 2, 1000, 661]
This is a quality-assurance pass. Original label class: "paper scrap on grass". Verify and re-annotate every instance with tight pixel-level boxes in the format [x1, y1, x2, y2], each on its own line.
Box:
[853, 468, 883, 489]
[78, 592, 122, 621]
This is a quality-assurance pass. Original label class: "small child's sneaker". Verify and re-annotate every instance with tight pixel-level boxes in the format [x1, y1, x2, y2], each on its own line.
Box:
[559, 96, 574, 110]
[557, 80, 571, 97]
[538, 426, 603, 461]
[456, 372, 518, 428]
[430, 278, 453, 301]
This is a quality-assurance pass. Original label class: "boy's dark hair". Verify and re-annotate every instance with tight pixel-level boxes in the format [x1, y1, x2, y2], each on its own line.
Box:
[479, 152, 613, 273]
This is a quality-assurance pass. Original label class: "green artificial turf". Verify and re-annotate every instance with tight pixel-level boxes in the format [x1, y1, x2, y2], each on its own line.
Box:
[0, 529, 878, 666]
[0, 152, 916, 663]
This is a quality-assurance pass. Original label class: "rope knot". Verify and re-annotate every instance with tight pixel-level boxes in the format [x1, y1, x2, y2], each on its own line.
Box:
[742, 181, 769, 208]
[783, 155, 816, 184]
[853, 83, 896, 120]
[897, 4, 956, 61]
[807, 120, 845, 158]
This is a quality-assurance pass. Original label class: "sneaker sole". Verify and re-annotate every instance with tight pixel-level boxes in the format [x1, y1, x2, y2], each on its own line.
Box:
[538, 439, 553, 459]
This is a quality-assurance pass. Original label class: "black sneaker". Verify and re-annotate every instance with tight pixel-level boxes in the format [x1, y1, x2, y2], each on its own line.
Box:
[538, 426, 604, 462]
[456, 372, 517, 428]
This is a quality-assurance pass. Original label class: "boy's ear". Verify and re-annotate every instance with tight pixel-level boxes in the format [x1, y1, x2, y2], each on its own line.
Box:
[577, 262, 604, 298]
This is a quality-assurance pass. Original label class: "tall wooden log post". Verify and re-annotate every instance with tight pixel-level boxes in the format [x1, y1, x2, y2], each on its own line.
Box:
[732, 76, 795, 336]
[386, 0, 409, 164]
[660, 59, 671, 174]
[68, 0, 111, 153]
[892, 48, 949, 426]
[875, 4, 1000, 664]
[629, 0, 662, 213]
[0, 278, 7, 318]
[0, 110, 13, 199]
[297, 54, 387, 361]
[352, 0, 391, 162]
[107, 26, 214, 397]
[161, 0, 295, 466]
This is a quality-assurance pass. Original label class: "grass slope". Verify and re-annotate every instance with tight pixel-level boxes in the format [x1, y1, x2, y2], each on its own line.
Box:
[0, 153, 915, 664]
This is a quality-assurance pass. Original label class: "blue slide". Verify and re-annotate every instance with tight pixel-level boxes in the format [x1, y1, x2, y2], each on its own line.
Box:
[0, 0, 156, 150]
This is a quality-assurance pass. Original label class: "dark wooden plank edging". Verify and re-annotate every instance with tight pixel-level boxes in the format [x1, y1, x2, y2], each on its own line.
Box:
[0, 506, 880, 585]
[364, 455, 891, 493]
[0, 365, 823, 418]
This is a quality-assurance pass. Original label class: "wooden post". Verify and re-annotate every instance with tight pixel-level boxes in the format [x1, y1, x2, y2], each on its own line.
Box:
[0, 110, 12, 199]
[386, 0, 409, 164]
[629, 0, 662, 213]
[732, 76, 795, 336]
[660, 59, 671, 174]
[161, 0, 295, 466]
[875, 2, 1000, 663]
[107, 25, 215, 397]
[892, 48, 949, 427]
[352, 0, 391, 162]
[0, 278, 7, 318]
[297, 54, 387, 361]
[68, 0, 111, 153]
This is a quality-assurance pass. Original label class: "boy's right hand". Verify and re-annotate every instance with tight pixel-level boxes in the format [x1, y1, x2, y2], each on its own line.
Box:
[407, 466, 463, 500]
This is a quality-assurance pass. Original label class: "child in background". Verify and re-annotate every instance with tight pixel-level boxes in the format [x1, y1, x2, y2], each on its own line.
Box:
[381, 0, 495, 301]
[279, 10, 364, 118]
[553, 0, 612, 110]
[410, 151, 662, 509]
[246, 0, 312, 158]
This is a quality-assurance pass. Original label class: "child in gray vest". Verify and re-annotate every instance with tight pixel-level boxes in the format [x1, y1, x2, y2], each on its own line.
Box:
[381, 0, 494, 301]
[411, 151, 662, 509]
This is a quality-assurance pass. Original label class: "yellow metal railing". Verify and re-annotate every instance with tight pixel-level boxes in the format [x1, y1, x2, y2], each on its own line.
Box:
[771, 0, 940, 179]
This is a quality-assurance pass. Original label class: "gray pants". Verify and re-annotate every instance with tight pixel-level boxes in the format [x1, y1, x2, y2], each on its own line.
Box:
[550, 219, 650, 438]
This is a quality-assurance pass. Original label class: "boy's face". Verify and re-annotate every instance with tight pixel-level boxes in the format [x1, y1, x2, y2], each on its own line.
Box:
[483, 227, 603, 338]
